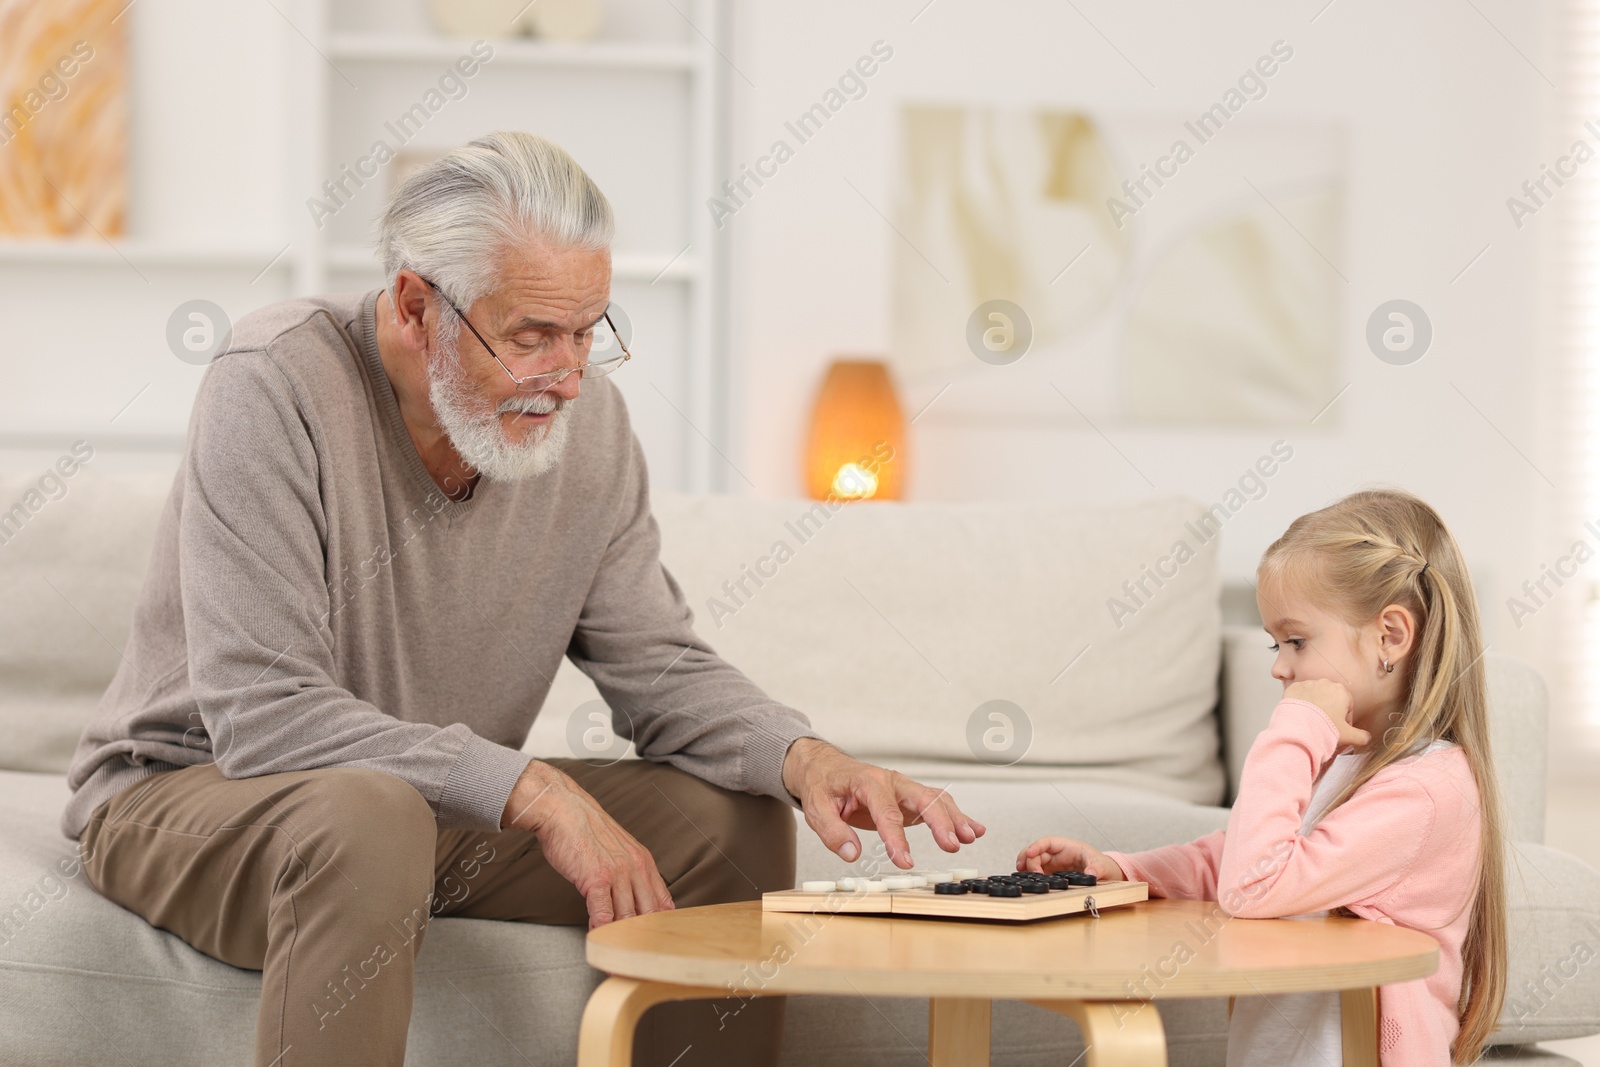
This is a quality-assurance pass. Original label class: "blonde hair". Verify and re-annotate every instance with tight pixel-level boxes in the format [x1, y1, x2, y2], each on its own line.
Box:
[1258, 489, 1505, 1063]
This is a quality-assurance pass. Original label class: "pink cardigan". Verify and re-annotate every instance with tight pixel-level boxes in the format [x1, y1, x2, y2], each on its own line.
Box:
[1105, 698, 1483, 1066]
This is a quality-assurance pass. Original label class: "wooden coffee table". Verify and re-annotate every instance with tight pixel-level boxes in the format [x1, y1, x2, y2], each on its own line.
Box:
[579, 897, 1438, 1066]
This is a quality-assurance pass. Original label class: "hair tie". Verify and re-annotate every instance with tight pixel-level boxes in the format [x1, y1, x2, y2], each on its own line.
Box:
[1419, 560, 1430, 578]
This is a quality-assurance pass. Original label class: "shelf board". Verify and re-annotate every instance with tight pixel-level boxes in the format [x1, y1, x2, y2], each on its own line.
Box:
[0, 240, 292, 271]
[327, 33, 698, 72]
[326, 244, 698, 282]
[0, 240, 696, 283]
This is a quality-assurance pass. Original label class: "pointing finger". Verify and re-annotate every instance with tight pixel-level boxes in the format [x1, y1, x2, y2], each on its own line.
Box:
[863, 778, 911, 868]
[911, 787, 963, 852]
[805, 800, 864, 863]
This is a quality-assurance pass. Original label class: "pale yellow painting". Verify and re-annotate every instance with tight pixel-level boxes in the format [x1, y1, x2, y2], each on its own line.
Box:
[0, 0, 126, 237]
[891, 102, 1345, 428]
[1121, 186, 1343, 425]
[893, 105, 1131, 376]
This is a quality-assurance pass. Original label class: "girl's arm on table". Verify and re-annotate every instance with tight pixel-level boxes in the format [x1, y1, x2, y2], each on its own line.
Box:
[1105, 829, 1227, 900]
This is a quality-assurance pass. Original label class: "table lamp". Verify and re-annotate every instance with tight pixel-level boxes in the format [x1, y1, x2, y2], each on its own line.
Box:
[803, 358, 905, 501]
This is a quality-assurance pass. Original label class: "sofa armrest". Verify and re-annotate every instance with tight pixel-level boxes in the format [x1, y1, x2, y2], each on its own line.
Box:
[1491, 842, 1600, 1045]
[1218, 624, 1280, 807]
[1487, 658, 1551, 844]
[1218, 626, 1548, 842]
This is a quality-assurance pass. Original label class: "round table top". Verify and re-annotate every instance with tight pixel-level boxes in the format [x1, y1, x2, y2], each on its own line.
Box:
[586, 898, 1439, 1001]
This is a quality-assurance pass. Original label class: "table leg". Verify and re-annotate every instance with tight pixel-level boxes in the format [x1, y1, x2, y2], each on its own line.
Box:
[1341, 987, 1379, 1067]
[928, 997, 991, 1065]
[1028, 999, 1168, 1067]
[576, 976, 733, 1067]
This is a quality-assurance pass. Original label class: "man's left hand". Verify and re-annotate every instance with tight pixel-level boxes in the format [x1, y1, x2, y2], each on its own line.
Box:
[781, 738, 985, 869]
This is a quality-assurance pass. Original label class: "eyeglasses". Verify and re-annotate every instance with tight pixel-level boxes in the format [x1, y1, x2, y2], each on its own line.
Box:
[418, 275, 633, 395]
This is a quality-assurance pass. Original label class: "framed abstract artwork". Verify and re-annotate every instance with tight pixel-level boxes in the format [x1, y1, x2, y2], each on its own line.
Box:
[0, 0, 126, 238]
[892, 102, 1345, 428]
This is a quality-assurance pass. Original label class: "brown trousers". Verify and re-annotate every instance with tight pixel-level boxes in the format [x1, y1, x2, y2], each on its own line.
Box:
[78, 758, 795, 1067]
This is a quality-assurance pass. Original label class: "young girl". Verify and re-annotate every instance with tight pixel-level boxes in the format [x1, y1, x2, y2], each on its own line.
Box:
[1020, 489, 1506, 1066]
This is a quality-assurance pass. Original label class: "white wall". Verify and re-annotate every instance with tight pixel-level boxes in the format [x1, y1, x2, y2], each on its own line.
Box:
[718, 0, 1600, 780]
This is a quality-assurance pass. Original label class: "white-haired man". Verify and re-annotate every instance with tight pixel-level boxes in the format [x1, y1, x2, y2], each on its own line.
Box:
[62, 132, 984, 1067]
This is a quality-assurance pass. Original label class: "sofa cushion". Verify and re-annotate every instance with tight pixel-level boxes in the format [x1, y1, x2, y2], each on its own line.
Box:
[1479, 1048, 1582, 1064]
[531, 493, 1227, 805]
[0, 770, 599, 1066]
[1489, 842, 1600, 1045]
[0, 469, 172, 775]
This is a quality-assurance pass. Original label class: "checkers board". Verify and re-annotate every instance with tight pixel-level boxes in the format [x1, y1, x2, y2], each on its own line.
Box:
[761, 871, 1148, 923]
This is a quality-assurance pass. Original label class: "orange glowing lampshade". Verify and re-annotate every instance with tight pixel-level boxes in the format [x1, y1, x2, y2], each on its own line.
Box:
[803, 358, 905, 501]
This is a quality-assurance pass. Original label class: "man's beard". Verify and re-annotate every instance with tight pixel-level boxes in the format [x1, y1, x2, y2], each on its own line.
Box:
[426, 327, 573, 482]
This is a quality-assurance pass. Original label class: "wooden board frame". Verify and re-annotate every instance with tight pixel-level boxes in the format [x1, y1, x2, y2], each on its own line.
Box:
[761, 880, 1148, 922]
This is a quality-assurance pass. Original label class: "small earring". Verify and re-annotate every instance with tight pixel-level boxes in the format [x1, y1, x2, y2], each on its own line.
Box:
[1382, 659, 1394, 674]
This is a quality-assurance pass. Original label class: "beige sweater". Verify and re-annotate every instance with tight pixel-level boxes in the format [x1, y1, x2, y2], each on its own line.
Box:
[62, 289, 819, 839]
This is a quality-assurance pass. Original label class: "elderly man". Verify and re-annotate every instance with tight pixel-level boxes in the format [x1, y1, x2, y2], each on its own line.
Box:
[61, 131, 983, 1067]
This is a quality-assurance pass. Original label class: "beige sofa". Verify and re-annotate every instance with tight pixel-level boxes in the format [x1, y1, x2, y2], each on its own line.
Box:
[1, 467, 1595, 1065]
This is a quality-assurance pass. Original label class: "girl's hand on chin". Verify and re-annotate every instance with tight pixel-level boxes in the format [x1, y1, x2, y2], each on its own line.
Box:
[1284, 679, 1372, 748]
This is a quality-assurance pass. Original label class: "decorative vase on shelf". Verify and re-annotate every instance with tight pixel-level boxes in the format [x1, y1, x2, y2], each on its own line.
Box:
[426, 0, 530, 39]
[517, 0, 603, 41]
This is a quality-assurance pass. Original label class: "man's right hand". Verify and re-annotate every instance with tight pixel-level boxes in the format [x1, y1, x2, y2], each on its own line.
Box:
[1016, 836, 1126, 882]
[502, 760, 674, 929]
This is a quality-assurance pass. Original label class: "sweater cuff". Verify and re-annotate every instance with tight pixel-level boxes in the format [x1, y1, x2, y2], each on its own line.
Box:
[742, 712, 825, 806]
[438, 733, 533, 831]
[1270, 697, 1342, 756]
[1101, 850, 1136, 882]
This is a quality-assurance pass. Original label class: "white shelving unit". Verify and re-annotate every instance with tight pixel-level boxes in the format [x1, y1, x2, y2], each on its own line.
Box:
[0, 0, 730, 492]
